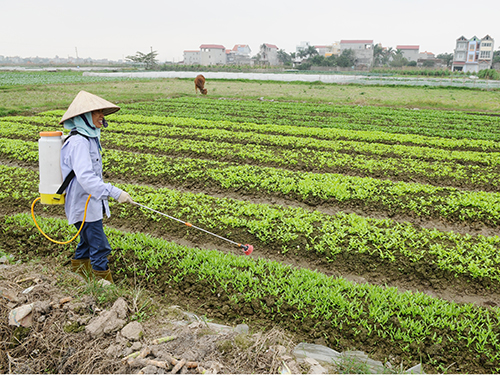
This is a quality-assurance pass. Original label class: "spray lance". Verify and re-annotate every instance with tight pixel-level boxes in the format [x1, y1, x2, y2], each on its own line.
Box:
[131, 201, 254, 255]
[31, 132, 254, 255]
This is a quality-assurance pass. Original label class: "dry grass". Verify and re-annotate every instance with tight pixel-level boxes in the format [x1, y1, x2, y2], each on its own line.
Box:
[0, 257, 301, 374]
[0, 259, 121, 374]
[1, 318, 119, 374]
[215, 326, 297, 374]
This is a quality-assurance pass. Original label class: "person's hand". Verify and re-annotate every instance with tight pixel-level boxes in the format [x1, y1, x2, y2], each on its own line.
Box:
[117, 191, 134, 204]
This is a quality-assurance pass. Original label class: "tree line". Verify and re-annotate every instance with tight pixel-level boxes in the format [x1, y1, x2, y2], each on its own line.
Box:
[276, 45, 500, 70]
[126, 46, 500, 72]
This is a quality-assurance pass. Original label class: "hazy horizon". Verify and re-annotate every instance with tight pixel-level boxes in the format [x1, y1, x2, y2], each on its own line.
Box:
[3, 0, 499, 62]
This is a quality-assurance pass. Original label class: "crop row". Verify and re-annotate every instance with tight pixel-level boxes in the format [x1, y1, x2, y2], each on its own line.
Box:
[120, 97, 500, 141]
[3, 117, 500, 191]
[117, 182, 500, 283]
[3, 163, 500, 284]
[107, 132, 500, 190]
[5, 114, 500, 167]
[112, 116, 500, 155]
[2, 137, 500, 228]
[5, 212, 500, 373]
[105, 149, 500, 228]
[15, 110, 500, 152]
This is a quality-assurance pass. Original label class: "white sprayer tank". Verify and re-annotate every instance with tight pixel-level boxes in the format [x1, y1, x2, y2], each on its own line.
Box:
[38, 131, 65, 204]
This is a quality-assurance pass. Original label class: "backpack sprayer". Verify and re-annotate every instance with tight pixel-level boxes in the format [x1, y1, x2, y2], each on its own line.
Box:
[31, 131, 254, 255]
[31, 131, 89, 244]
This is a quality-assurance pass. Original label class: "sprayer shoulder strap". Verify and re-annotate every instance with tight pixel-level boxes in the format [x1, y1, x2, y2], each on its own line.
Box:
[54, 131, 90, 199]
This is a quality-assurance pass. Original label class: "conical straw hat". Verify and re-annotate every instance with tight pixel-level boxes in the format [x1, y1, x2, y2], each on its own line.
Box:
[59, 90, 120, 124]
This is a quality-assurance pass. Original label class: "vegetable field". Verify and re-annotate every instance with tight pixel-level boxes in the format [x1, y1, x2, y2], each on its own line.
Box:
[2, 85, 500, 373]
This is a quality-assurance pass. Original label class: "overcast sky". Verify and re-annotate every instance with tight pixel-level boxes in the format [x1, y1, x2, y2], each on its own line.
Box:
[2, 0, 499, 62]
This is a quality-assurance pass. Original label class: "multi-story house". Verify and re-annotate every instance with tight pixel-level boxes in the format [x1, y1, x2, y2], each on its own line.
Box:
[259, 43, 280, 66]
[396, 45, 419, 62]
[183, 50, 201, 65]
[226, 44, 252, 65]
[452, 36, 468, 71]
[452, 35, 494, 72]
[296, 41, 311, 55]
[478, 35, 495, 70]
[339, 40, 374, 67]
[199, 44, 226, 66]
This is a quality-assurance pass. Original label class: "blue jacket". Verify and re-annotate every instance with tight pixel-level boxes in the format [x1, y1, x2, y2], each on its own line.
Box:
[60, 134, 122, 225]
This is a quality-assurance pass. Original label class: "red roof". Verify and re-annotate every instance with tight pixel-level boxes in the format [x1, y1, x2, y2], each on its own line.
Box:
[397, 45, 419, 50]
[199, 44, 225, 50]
[340, 40, 373, 44]
[232, 44, 249, 51]
[183, 50, 199, 53]
[264, 43, 278, 49]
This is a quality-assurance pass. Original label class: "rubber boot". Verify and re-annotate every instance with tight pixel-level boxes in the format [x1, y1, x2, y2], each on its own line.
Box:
[71, 258, 92, 279]
[92, 269, 114, 284]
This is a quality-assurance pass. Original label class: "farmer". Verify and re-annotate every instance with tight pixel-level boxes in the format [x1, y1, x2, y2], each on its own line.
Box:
[59, 90, 134, 283]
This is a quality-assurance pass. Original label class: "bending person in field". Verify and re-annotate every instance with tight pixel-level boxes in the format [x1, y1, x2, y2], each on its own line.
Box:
[59, 90, 134, 283]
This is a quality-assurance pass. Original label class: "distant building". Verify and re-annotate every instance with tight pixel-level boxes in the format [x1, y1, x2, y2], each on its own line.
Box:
[200, 44, 226, 65]
[227, 44, 252, 65]
[396, 45, 419, 62]
[452, 35, 495, 72]
[225, 49, 234, 64]
[416, 51, 441, 67]
[232, 44, 251, 56]
[296, 41, 311, 54]
[314, 45, 332, 56]
[297, 42, 339, 57]
[418, 51, 435, 60]
[260, 43, 280, 66]
[478, 35, 495, 70]
[183, 50, 201, 65]
[340, 40, 374, 67]
[329, 42, 341, 56]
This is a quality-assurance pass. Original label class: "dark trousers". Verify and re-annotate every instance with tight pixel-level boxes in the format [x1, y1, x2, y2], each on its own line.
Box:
[73, 220, 111, 271]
